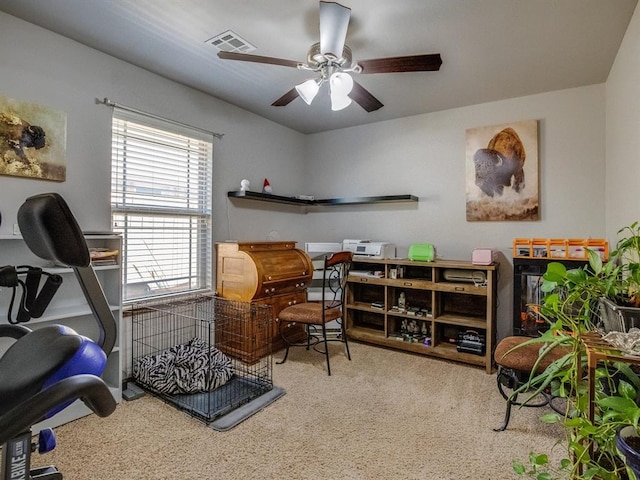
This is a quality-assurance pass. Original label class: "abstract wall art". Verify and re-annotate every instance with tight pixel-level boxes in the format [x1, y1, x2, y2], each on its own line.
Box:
[0, 95, 67, 182]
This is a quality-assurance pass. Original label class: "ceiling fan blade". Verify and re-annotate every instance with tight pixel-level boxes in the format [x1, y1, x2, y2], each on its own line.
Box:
[349, 81, 383, 113]
[359, 54, 443, 74]
[272, 88, 300, 107]
[218, 51, 300, 69]
[319, 1, 351, 57]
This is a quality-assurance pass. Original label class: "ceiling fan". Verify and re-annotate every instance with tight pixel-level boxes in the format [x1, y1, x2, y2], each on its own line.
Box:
[217, 1, 442, 112]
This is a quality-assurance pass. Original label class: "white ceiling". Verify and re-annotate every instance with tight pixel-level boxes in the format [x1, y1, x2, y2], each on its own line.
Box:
[1, 0, 637, 134]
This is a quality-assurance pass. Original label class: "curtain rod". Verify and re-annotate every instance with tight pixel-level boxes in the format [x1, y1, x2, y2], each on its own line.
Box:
[96, 97, 224, 139]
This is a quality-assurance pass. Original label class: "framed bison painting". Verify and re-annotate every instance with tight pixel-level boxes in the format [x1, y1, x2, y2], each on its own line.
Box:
[0, 95, 66, 182]
[465, 119, 539, 221]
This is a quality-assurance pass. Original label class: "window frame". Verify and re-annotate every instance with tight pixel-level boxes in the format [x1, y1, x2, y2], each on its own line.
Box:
[110, 109, 213, 303]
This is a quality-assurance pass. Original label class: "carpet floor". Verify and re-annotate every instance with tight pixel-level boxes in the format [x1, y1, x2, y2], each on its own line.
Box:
[32, 342, 565, 479]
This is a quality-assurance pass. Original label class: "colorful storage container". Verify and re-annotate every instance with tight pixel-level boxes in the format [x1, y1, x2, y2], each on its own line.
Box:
[512, 238, 608, 261]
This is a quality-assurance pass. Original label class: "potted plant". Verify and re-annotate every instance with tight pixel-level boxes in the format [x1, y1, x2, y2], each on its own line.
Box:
[599, 222, 640, 479]
[617, 425, 640, 480]
[612, 222, 640, 306]
[598, 380, 640, 480]
[599, 222, 640, 333]
[511, 231, 640, 479]
[588, 221, 640, 479]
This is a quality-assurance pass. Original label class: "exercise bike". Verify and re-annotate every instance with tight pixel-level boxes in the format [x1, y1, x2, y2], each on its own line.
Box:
[0, 193, 118, 480]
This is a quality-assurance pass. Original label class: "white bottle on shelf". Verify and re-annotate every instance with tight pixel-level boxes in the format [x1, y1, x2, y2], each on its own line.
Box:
[398, 292, 406, 310]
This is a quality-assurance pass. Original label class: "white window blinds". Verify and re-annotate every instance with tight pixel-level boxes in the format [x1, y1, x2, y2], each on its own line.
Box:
[111, 109, 213, 302]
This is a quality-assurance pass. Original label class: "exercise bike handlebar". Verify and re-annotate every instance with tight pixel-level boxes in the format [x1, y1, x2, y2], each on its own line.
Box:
[0, 374, 116, 445]
[0, 324, 31, 340]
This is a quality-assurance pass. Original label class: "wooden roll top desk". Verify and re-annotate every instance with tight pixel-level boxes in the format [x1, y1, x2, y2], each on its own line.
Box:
[215, 241, 313, 361]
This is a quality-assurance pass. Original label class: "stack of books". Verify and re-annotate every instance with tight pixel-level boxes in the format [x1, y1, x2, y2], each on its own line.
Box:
[89, 248, 119, 266]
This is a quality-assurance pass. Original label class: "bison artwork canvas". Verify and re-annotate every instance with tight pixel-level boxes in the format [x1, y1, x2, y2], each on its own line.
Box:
[465, 119, 538, 221]
[0, 95, 66, 181]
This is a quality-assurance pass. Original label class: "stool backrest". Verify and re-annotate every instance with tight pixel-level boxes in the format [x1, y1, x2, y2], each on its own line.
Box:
[322, 251, 353, 307]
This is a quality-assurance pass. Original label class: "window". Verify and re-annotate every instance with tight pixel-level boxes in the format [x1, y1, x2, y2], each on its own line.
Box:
[111, 109, 213, 302]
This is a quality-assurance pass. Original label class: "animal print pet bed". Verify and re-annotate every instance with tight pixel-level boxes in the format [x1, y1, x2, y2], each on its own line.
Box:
[134, 337, 233, 394]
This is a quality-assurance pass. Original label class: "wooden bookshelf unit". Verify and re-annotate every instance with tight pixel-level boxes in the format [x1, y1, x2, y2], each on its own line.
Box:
[345, 258, 497, 373]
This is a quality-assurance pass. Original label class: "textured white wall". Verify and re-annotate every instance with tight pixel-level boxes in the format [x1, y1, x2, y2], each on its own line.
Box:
[0, 12, 307, 245]
[302, 85, 607, 339]
[606, 3, 640, 239]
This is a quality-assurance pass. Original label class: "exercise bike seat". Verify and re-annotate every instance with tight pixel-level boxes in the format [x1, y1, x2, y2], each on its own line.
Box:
[0, 325, 106, 417]
[0, 193, 117, 448]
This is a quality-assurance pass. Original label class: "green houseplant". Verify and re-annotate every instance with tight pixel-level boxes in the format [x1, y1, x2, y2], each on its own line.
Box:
[511, 250, 631, 479]
[603, 222, 640, 479]
[511, 223, 640, 479]
[612, 221, 640, 307]
[599, 222, 640, 334]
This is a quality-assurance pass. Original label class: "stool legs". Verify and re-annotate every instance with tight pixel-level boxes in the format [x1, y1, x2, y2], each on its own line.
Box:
[494, 366, 553, 431]
[494, 368, 518, 431]
[275, 319, 350, 376]
[494, 392, 517, 432]
[275, 320, 291, 366]
[341, 318, 351, 361]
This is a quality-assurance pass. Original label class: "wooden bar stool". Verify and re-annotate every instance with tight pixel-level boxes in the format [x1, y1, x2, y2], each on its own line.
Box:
[276, 251, 353, 375]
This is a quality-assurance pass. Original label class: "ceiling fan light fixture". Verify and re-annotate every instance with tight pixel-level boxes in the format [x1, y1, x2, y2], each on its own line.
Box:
[295, 78, 321, 105]
[330, 91, 352, 111]
[217, 2, 442, 114]
[329, 71, 353, 110]
[329, 71, 353, 96]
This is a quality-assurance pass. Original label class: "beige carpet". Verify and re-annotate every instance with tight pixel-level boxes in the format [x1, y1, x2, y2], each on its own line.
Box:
[33, 342, 564, 479]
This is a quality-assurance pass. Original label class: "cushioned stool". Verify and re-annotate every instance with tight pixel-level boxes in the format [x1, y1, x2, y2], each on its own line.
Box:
[493, 336, 570, 431]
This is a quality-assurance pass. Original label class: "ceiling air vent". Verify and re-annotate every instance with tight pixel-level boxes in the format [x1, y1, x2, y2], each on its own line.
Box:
[206, 30, 256, 53]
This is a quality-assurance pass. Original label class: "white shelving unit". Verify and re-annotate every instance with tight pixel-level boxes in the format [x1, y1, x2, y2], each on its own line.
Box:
[0, 233, 122, 430]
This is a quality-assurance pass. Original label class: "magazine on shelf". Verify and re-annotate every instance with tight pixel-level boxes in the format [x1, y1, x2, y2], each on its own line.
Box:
[349, 270, 385, 278]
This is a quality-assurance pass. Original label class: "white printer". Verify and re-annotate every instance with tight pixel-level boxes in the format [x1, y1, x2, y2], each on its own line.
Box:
[342, 239, 396, 259]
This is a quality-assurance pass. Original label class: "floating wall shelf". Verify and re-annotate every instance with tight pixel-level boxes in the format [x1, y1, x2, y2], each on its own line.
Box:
[227, 191, 419, 208]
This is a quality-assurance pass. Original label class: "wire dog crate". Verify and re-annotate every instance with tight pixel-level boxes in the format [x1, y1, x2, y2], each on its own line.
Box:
[131, 294, 273, 424]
